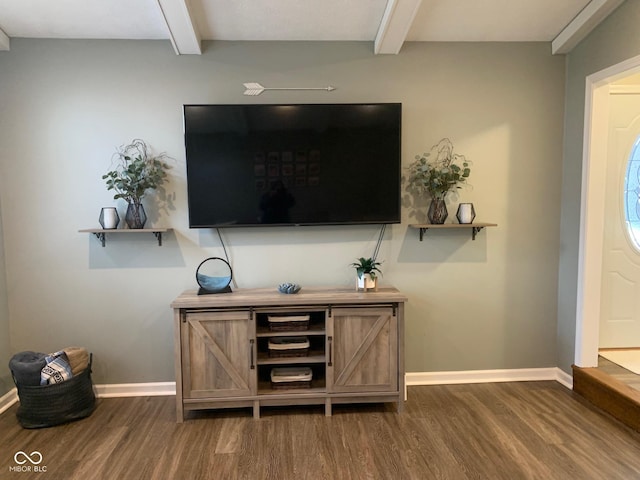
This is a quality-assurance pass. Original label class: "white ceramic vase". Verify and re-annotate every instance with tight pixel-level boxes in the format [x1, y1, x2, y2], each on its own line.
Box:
[356, 273, 377, 291]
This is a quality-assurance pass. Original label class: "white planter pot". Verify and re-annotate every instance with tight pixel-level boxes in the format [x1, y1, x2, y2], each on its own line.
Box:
[356, 273, 377, 291]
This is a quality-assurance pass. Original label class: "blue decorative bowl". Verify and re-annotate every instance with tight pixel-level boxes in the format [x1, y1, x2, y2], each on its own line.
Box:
[278, 283, 301, 294]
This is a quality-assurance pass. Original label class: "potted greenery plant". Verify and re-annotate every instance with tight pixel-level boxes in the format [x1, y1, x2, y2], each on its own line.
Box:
[351, 257, 382, 291]
[102, 139, 171, 229]
[406, 138, 471, 224]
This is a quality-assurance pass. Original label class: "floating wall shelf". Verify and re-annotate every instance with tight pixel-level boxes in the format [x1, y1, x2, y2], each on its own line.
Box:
[78, 228, 171, 247]
[409, 223, 497, 241]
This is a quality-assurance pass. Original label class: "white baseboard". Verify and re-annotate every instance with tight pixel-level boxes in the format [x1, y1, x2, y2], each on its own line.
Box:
[0, 388, 18, 415]
[94, 381, 176, 398]
[555, 368, 573, 389]
[0, 382, 176, 415]
[0, 370, 574, 415]
[97, 371, 573, 396]
[406, 367, 573, 389]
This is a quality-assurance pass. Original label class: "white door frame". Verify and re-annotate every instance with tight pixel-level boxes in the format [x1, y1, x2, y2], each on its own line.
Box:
[576, 54, 640, 367]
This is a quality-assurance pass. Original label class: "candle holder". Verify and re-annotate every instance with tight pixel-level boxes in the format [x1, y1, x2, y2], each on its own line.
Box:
[99, 207, 120, 229]
[456, 203, 476, 224]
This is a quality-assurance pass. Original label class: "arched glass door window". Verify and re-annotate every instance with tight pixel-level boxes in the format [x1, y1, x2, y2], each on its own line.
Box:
[624, 136, 640, 250]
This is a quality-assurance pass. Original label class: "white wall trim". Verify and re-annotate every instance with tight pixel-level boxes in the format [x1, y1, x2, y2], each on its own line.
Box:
[374, 0, 422, 55]
[552, 0, 624, 55]
[0, 388, 18, 415]
[575, 80, 609, 368]
[0, 28, 9, 51]
[0, 382, 176, 416]
[576, 54, 640, 368]
[555, 368, 573, 389]
[1, 373, 574, 417]
[94, 381, 176, 398]
[406, 368, 572, 389]
[156, 0, 201, 55]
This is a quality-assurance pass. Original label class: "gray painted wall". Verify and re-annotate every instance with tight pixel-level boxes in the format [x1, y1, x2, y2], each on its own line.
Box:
[0, 197, 11, 396]
[0, 39, 565, 385]
[558, 0, 640, 373]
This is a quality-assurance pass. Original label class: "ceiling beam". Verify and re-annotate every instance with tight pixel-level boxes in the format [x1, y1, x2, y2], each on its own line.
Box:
[0, 28, 9, 51]
[552, 0, 624, 55]
[374, 0, 422, 55]
[156, 0, 201, 55]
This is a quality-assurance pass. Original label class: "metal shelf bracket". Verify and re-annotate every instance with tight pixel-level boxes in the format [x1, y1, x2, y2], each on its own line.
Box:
[92, 232, 106, 247]
[153, 231, 163, 246]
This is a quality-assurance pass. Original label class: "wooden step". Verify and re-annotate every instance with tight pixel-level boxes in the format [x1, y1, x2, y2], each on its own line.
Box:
[572, 364, 640, 432]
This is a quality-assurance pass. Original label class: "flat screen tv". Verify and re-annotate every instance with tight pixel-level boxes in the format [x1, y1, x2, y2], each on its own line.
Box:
[183, 103, 402, 228]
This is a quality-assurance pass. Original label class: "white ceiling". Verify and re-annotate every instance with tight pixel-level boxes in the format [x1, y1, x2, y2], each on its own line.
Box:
[0, 0, 625, 55]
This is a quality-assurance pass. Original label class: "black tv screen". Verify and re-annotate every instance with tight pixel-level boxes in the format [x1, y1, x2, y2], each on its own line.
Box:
[184, 103, 402, 228]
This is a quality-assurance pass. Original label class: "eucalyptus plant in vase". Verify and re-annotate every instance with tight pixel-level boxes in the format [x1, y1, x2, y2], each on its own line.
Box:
[102, 139, 171, 229]
[406, 138, 471, 224]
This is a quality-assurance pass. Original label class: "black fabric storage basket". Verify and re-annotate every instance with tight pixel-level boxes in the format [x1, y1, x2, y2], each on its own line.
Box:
[13, 359, 96, 429]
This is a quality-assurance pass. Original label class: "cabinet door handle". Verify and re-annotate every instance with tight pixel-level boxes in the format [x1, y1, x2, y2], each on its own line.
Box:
[250, 339, 255, 369]
[328, 336, 333, 367]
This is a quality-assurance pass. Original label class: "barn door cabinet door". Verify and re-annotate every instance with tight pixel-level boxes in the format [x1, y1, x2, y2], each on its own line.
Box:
[327, 306, 398, 393]
[181, 310, 255, 399]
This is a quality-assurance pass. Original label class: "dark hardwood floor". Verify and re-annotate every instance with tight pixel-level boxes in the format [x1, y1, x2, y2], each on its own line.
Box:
[2, 382, 640, 479]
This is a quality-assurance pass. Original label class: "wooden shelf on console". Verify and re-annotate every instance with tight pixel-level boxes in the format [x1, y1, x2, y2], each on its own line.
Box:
[78, 228, 171, 247]
[257, 380, 326, 396]
[257, 352, 326, 365]
[409, 222, 497, 241]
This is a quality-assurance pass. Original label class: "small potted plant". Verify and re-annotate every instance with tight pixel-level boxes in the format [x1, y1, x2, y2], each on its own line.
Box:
[406, 138, 471, 224]
[102, 139, 171, 229]
[351, 257, 382, 291]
